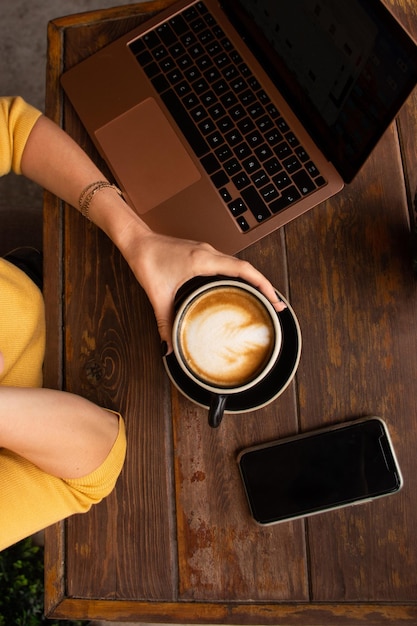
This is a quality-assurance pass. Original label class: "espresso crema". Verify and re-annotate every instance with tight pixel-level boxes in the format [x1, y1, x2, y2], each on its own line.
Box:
[178, 286, 275, 387]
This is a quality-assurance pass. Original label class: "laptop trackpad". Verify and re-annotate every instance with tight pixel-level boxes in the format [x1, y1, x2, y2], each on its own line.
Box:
[95, 98, 201, 214]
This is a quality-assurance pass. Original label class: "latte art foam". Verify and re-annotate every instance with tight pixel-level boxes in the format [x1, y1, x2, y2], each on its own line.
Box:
[178, 287, 275, 387]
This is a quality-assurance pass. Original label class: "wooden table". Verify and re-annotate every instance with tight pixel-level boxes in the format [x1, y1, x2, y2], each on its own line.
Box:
[43, 1, 417, 623]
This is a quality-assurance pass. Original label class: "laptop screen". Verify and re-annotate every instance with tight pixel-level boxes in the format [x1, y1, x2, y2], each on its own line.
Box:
[223, 0, 417, 182]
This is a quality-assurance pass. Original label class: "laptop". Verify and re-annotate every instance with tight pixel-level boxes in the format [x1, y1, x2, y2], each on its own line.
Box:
[61, 0, 417, 254]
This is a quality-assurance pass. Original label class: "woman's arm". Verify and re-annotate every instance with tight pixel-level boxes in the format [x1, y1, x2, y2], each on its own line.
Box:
[21, 115, 285, 351]
[0, 386, 119, 479]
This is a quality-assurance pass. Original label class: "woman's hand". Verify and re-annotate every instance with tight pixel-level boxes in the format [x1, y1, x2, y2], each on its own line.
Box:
[118, 228, 286, 353]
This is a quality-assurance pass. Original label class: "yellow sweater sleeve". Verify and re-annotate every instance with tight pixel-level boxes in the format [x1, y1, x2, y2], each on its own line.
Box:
[0, 96, 42, 176]
[0, 413, 127, 551]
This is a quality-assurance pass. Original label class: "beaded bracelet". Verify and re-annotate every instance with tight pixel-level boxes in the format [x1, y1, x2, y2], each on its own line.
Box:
[79, 181, 123, 220]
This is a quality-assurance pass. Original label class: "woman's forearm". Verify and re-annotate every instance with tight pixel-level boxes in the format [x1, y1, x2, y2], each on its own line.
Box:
[0, 387, 119, 479]
[20, 114, 151, 246]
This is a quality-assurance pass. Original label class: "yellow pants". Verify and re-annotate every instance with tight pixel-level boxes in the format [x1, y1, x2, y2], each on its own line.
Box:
[0, 259, 126, 550]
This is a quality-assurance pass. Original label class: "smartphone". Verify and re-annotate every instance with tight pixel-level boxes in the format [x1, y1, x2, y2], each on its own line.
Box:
[238, 417, 403, 525]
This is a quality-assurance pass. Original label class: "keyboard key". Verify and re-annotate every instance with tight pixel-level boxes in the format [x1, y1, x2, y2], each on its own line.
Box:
[182, 93, 199, 109]
[181, 32, 197, 48]
[169, 42, 186, 58]
[239, 89, 256, 106]
[129, 38, 146, 56]
[143, 31, 160, 49]
[265, 129, 283, 146]
[217, 116, 234, 132]
[270, 186, 301, 213]
[277, 117, 290, 132]
[228, 198, 247, 216]
[292, 170, 316, 195]
[183, 6, 199, 21]
[184, 66, 201, 82]
[260, 184, 279, 203]
[201, 153, 221, 174]
[285, 131, 299, 147]
[251, 170, 268, 188]
[198, 118, 216, 134]
[220, 92, 238, 108]
[136, 50, 153, 66]
[247, 103, 264, 119]
[234, 142, 252, 159]
[151, 74, 169, 93]
[242, 156, 261, 173]
[306, 161, 320, 177]
[283, 155, 302, 173]
[237, 117, 255, 134]
[190, 17, 206, 33]
[264, 157, 281, 175]
[273, 171, 291, 190]
[211, 170, 229, 188]
[152, 45, 168, 61]
[219, 187, 232, 202]
[208, 103, 226, 119]
[212, 79, 229, 96]
[229, 103, 246, 120]
[224, 157, 242, 175]
[177, 54, 193, 69]
[255, 144, 273, 161]
[206, 41, 221, 56]
[193, 78, 209, 94]
[236, 215, 250, 231]
[199, 29, 214, 45]
[225, 129, 243, 146]
[156, 23, 177, 46]
[160, 57, 176, 72]
[190, 104, 207, 122]
[189, 44, 205, 59]
[214, 52, 229, 68]
[201, 91, 217, 106]
[241, 187, 271, 222]
[275, 141, 292, 159]
[215, 145, 233, 161]
[256, 115, 274, 132]
[175, 81, 191, 97]
[142, 61, 159, 79]
[170, 15, 189, 35]
[295, 146, 309, 162]
[232, 172, 251, 190]
[167, 69, 183, 85]
[246, 131, 263, 147]
[204, 67, 221, 83]
[266, 103, 279, 118]
[207, 131, 225, 148]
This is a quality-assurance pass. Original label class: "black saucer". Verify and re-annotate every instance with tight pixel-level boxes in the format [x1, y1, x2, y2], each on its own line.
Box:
[163, 298, 301, 413]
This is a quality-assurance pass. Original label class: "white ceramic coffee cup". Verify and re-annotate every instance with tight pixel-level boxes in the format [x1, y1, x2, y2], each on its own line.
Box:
[172, 278, 282, 426]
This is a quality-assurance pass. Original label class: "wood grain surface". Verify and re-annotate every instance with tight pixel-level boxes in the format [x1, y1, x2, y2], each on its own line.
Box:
[43, 0, 417, 622]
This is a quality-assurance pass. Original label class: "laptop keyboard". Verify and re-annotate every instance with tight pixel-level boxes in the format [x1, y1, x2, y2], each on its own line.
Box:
[129, 0, 326, 232]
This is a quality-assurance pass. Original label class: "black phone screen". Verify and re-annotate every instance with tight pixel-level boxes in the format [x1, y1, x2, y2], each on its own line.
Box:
[238, 418, 402, 524]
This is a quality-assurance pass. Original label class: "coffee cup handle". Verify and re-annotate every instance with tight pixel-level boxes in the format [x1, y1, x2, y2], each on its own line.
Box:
[208, 394, 228, 428]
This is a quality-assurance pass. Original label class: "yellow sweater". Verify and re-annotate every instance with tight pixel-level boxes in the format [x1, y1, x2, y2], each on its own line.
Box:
[0, 96, 42, 176]
[0, 97, 44, 386]
[0, 97, 126, 550]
